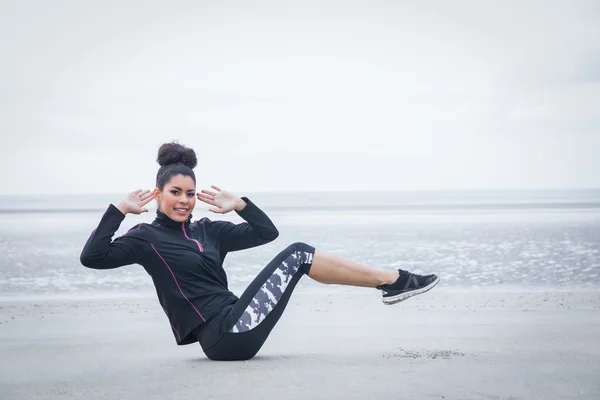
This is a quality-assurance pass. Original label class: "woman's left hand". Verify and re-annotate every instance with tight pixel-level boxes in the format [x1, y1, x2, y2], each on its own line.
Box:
[197, 185, 247, 214]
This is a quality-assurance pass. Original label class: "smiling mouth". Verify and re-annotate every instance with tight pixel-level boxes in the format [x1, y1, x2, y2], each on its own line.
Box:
[174, 208, 189, 215]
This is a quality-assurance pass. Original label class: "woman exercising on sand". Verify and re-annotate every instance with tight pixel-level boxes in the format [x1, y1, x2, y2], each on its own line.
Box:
[80, 142, 439, 361]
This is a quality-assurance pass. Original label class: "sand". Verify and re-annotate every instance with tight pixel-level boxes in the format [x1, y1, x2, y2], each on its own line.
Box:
[1, 288, 599, 400]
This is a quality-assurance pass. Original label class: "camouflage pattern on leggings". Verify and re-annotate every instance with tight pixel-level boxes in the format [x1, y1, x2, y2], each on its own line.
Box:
[230, 250, 314, 333]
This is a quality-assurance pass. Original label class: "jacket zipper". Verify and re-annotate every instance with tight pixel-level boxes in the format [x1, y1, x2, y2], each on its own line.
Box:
[181, 222, 204, 252]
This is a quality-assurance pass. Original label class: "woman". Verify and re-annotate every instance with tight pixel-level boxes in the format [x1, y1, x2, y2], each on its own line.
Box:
[80, 142, 439, 361]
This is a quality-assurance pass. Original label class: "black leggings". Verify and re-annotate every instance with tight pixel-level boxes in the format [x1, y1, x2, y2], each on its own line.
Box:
[194, 242, 315, 361]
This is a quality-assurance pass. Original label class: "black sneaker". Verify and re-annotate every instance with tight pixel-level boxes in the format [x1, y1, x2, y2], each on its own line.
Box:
[377, 269, 439, 305]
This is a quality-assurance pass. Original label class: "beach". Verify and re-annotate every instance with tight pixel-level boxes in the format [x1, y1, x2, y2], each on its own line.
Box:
[1, 190, 599, 399]
[2, 288, 599, 400]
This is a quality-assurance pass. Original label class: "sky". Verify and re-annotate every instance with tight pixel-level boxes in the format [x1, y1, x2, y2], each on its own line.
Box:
[1, 0, 599, 195]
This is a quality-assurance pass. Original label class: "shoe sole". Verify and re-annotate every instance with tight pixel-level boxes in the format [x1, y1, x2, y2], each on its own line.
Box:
[382, 276, 440, 305]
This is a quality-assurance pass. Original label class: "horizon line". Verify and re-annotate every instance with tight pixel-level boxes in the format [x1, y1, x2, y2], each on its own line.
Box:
[1, 187, 600, 197]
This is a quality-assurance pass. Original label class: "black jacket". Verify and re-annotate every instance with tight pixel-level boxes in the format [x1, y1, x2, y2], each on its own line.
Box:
[80, 197, 279, 345]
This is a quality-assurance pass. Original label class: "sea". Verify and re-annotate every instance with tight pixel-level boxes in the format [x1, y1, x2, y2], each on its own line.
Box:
[0, 189, 599, 299]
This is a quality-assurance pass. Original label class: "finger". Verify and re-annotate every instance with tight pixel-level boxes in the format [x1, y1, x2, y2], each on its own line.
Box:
[211, 185, 221, 192]
[140, 191, 154, 201]
[209, 207, 222, 213]
[139, 197, 153, 207]
[198, 197, 216, 206]
[197, 193, 215, 202]
[138, 192, 153, 205]
[141, 208, 148, 213]
[197, 193, 214, 201]
[133, 189, 150, 200]
[201, 189, 217, 197]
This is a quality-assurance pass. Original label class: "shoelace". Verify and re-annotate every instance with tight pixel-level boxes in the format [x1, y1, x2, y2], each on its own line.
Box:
[398, 269, 429, 283]
[377, 270, 429, 290]
[398, 269, 423, 278]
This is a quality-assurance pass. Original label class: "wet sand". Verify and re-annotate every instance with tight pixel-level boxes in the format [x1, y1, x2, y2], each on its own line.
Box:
[1, 289, 599, 400]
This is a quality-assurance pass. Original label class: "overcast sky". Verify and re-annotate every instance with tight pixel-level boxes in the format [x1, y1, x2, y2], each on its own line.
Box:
[1, 0, 599, 195]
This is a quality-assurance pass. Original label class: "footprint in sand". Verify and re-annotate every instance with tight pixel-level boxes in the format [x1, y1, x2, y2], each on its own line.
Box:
[382, 348, 467, 360]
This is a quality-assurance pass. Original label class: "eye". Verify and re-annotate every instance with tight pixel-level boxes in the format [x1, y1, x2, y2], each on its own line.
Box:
[170, 190, 179, 195]
[187, 193, 195, 197]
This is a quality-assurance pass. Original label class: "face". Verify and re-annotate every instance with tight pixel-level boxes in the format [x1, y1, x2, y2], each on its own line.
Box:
[154, 174, 196, 222]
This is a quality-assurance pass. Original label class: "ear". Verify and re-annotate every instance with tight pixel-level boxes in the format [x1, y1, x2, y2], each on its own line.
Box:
[153, 188, 161, 202]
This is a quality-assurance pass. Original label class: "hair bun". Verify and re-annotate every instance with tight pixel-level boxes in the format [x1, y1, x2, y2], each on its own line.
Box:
[157, 142, 197, 169]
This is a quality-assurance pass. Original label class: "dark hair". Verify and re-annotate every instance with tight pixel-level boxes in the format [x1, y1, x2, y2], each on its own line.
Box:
[156, 142, 197, 190]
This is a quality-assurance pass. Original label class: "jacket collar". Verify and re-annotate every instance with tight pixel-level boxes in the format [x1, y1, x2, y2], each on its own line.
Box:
[154, 209, 192, 230]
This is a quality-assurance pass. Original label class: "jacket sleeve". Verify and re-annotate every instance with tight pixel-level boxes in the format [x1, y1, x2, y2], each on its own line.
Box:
[80, 204, 144, 269]
[215, 197, 279, 253]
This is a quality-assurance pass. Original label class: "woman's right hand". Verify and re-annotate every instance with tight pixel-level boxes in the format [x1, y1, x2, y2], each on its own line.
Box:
[116, 189, 155, 215]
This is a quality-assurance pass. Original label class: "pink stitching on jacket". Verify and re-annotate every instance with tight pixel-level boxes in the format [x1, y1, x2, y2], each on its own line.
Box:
[151, 244, 206, 322]
[181, 223, 204, 252]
